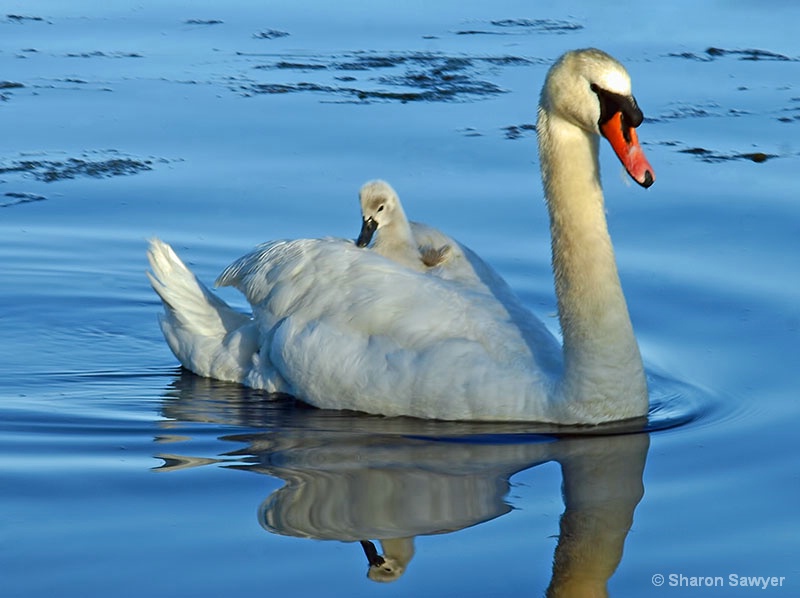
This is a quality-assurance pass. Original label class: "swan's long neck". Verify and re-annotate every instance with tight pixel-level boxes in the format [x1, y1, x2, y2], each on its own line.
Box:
[537, 108, 647, 421]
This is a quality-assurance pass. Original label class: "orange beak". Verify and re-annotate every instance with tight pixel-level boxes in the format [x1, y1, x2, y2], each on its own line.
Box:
[600, 112, 655, 188]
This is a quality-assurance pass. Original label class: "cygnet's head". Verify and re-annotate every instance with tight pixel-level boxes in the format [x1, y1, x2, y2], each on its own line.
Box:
[366, 555, 407, 583]
[356, 179, 405, 247]
[360, 540, 410, 583]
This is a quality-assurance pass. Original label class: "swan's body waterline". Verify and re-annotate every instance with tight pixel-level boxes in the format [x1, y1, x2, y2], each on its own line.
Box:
[147, 48, 655, 423]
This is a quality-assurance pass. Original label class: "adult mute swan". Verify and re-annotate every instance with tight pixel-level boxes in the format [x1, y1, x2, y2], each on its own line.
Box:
[147, 48, 655, 423]
[356, 179, 452, 270]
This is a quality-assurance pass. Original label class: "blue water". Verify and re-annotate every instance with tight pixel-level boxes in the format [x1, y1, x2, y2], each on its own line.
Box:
[1, 1, 798, 596]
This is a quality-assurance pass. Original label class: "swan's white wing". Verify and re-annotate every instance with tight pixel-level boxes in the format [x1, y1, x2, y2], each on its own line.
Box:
[216, 238, 559, 421]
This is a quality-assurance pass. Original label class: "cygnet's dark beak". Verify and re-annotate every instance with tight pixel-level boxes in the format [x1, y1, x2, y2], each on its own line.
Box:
[356, 217, 378, 247]
[360, 540, 386, 567]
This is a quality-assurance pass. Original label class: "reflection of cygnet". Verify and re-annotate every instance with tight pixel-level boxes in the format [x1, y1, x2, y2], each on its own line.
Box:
[356, 180, 451, 270]
[361, 538, 415, 583]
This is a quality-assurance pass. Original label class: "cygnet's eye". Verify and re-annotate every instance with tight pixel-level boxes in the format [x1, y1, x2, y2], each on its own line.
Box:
[377, 205, 385, 213]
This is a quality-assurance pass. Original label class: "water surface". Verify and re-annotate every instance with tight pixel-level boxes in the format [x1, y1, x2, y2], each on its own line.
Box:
[1, 1, 798, 596]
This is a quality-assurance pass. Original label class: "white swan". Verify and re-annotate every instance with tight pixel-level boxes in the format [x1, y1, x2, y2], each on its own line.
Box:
[356, 179, 451, 270]
[147, 48, 655, 423]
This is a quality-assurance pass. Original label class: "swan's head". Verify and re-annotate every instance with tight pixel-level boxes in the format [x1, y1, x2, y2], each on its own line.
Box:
[540, 48, 654, 187]
[356, 179, 405, 247]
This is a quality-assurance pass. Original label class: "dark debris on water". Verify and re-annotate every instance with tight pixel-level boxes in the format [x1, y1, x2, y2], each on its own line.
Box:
[0, 152, 165, 207]
[456, 18, 582, 35]
[5, 14, 49, 24]
[503, 123, 537, 140]
[1, 192, 47, 208]
[64, 51, 143, 59]
[253, 30, 290, 40]
[0, 154, 156, 183]
[679, 147, 776, 163]
[777, 99, 800, 123]
[670, 47, 797, 62]
[184, 19, 224, 26]
[242, 51, 536, 103]
[649, 102, 727, 122]
[0, 81, 24, 102]
[245, 81, 455, 103]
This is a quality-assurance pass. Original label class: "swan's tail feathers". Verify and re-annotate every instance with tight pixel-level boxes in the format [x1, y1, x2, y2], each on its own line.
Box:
[146, 238, 257, 383]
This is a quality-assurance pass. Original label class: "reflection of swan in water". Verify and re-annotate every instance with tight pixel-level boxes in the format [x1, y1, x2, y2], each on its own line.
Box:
[244, 429, 647, 592]
[157, 374, 648, 592]
[241, 431, 544, 582]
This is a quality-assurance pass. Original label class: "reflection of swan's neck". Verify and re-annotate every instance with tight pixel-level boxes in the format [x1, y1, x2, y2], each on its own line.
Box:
[546, 435, 648, 597]
[537, 109, 647, 420]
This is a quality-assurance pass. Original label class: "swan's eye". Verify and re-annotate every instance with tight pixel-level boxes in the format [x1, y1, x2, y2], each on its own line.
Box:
[377, 205, 384, 213]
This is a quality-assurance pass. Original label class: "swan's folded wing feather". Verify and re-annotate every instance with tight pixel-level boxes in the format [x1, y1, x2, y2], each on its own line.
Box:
[216, 238, 486, 347]
[214, 238, 558, 420]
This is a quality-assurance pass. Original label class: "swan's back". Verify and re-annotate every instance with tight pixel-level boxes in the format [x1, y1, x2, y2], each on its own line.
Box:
[216, 238, 560, 420]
